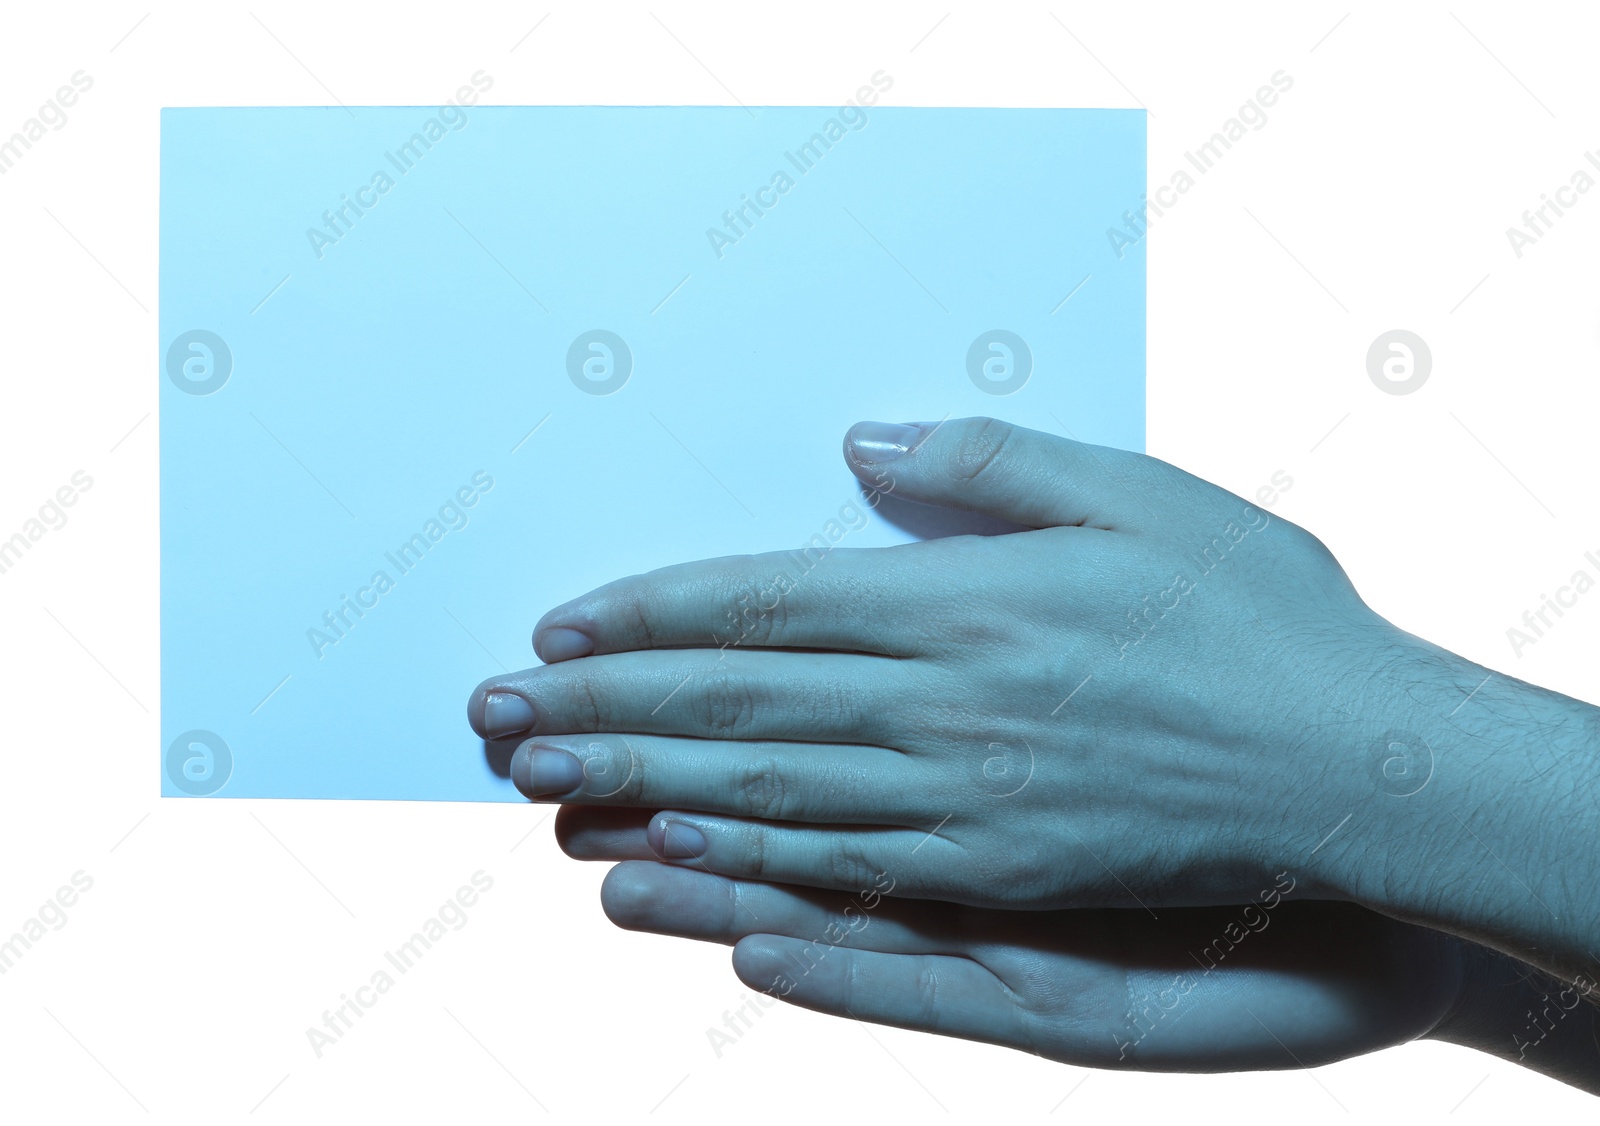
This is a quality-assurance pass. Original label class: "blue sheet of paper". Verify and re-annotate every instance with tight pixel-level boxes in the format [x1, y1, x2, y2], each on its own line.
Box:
[159, 104, 1145, 800]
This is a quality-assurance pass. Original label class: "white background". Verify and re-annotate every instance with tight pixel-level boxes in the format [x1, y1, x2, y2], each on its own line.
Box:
[1, 1, 1597, 1121]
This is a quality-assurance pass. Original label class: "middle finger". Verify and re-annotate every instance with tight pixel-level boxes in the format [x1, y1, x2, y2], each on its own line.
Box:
[468, 649, 907, 746]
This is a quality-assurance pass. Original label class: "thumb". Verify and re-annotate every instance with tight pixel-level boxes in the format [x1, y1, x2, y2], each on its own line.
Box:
[842, 417, 1159, 531]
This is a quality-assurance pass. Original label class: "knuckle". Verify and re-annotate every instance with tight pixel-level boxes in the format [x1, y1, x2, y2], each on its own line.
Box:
[744, 826, 769, 879]
[842, 950, 868, 1012]
[573, 676, 607, 730]
[953, 418, 1016, 484]
[717, 568, 791, 648]
[581, 736, 641, 800]
[693, 672, 757, 737]
[722, 878, 747, 931]
[627, 588, 660, 648]
[800, 679, 871, 740]
[1293, 525, 1341, 569]
[828, 840, 879, 894]
[736, 757, 792, 821]
[914, 963, 941, 1023]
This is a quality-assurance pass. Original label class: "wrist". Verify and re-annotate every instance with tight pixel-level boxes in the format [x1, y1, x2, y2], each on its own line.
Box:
[1297, 626, 1600, 985]
[1427, 938, 1600, 1093]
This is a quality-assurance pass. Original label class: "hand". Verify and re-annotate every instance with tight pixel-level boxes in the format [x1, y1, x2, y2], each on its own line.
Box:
[468, 417, 1407, 911]
[578, 826, 1465, 1072]
[563, 810, 1600, 1092]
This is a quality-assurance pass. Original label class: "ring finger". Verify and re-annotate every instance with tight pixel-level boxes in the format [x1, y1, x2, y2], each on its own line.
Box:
[513, 732, 930, 826]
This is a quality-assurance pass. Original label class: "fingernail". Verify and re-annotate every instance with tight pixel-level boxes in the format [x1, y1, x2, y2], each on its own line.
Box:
[848, 421, 924, 463]
[482, 691, 537, 739]
[653, 818, 708, 859]
[537, 626, 594, 663]
[512, 743, 584, 799]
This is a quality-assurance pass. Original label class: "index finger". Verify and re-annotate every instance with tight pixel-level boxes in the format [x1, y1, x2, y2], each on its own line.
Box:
[531, 545, 924, 662]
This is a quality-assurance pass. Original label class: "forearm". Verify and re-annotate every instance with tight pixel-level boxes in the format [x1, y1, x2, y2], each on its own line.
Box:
[1306, 624, 1600, 996]
[1429, 939, 1600, 1094]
